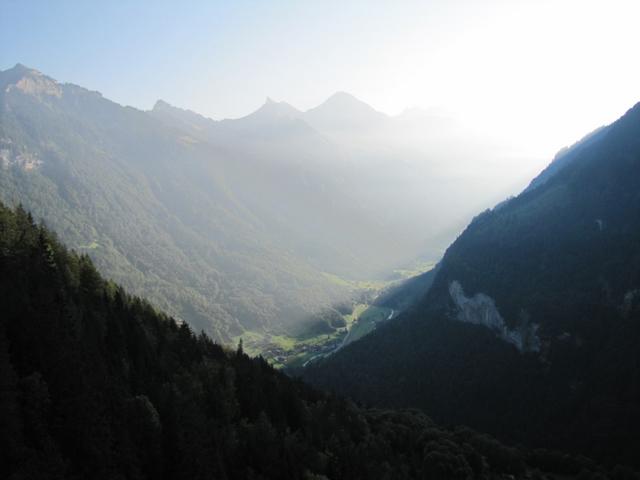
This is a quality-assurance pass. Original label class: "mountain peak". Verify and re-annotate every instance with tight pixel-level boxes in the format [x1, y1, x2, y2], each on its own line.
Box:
[244, 97, 301, 121]
[2, 63, 42, 81]
[1, 63, 61, 98]
[11, 63, 36, 74]
[303, 91, 388, 131]
[317, 91, 377, 112]
[152, 99, 175, 111]
[325, 91, 361, 103]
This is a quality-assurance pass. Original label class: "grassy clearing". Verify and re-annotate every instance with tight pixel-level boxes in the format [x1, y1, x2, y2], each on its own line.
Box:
[346, 305, 392, 345]
[238, 264, 432, 367]
[392, 260, 436, 279]
[233, 325, 346, 367]
[321, 272, 389, 291]
[231, 331, 267, 356]
[343, 303, 368, 324]
[236, 302, 394, 369]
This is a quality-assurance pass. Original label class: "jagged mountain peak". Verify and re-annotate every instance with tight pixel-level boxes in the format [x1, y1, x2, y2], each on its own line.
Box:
[1, 63, 62, 98]
[303, 91, 388, 132]
[9, 62, 38, 74]
[151, 99, 212, 121]
[311, 91, 384, 115]
[252, 97, 301, 118]
[2, 63, 49, 84]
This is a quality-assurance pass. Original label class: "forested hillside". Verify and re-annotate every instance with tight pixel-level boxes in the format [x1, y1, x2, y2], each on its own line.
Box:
[0, 63, 539, 345]
[305, 102, 640, 468]
[0, 202, 618, 479]
[0, 64, 357, 341]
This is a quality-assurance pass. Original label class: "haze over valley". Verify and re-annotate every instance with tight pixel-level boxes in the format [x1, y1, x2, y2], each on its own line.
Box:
[0, 63, 546, 348]
[3, 2, 640, 479]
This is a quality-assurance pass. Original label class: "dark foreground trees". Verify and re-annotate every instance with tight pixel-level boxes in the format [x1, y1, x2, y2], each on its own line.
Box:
[0, 203, 631, 479]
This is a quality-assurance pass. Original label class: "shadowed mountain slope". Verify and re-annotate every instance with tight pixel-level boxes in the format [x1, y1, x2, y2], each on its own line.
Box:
[1, 202, 618, 480]
[304, 102, 640, 467]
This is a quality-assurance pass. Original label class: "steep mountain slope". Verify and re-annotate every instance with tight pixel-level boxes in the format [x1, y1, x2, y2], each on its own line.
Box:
[0, 64, 354, 341]
[0, 202, 611, 480]
[305, 102, 640, 467]
[0, 63, 546, 346]
[150, 97, 408, 279]
[374, 265, 439, 313]
[152, 91, 543, 267]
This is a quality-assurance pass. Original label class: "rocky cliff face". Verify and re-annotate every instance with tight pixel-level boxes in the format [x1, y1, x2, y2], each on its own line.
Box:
[448, 280, 540, 352]
[2, 64, 62, 99]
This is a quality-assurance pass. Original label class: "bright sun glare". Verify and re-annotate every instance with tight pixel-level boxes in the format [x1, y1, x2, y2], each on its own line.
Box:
[362, 0, 640, 159]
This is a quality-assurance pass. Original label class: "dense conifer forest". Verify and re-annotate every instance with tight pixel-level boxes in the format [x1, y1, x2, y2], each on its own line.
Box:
[1, 202, 630, 479]
[5, 2, 640, 478]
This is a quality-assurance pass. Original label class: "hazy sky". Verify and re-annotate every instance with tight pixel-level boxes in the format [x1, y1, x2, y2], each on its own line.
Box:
[3, 0, 640, 158]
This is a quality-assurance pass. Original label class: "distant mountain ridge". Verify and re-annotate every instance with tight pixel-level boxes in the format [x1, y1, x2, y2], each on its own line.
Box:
[150, 90, 388, 141]
[0, 64, 364, 341]
[152, 90, 385, 128]
[1, 62, 546, 344]
[302, 91, 389, 132]
[4, 63, 474, 343]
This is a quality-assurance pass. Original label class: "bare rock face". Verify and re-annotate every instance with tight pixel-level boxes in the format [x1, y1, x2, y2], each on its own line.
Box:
[2, 64, 63, 103]
[448, 280, 540, 352]
[621, 289, 640, 317]
[0, 139, 42, 171]
[6, 69, 62, 99]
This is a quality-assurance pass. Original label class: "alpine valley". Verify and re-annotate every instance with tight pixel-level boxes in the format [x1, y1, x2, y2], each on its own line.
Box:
[2, 62, 640, 480]
[0, 64, 528, 349]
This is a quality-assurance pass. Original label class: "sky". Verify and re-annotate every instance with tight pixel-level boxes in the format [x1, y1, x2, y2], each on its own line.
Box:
[3, 0, 640, 159]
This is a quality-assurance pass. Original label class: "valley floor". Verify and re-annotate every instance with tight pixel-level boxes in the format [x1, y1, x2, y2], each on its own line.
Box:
[234, 261, 435, 368]
[235, 303, 395, 369]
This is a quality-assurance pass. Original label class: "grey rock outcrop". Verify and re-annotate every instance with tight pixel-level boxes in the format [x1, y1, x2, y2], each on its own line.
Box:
[449, 281, 540, 352]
